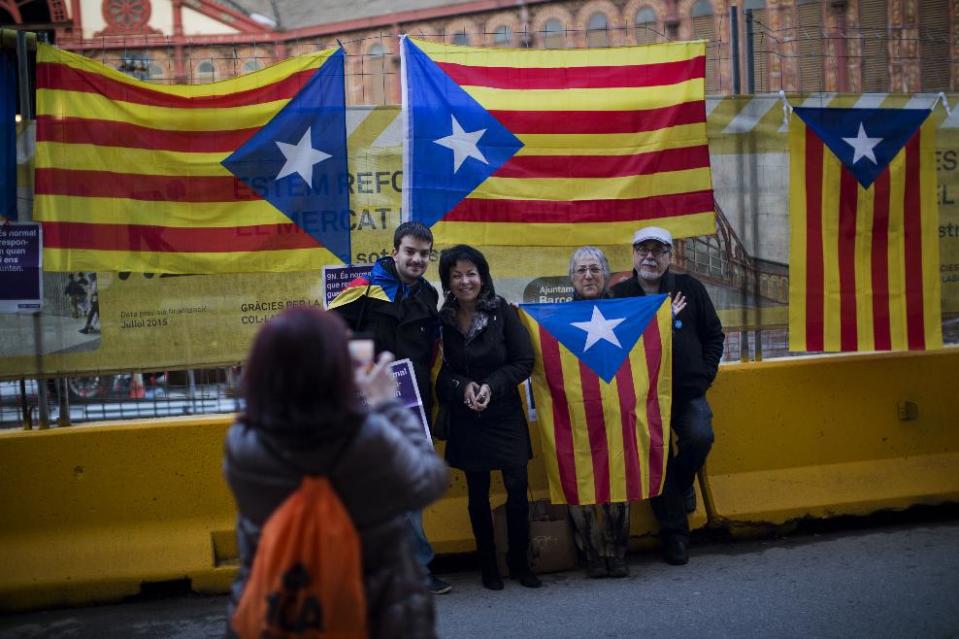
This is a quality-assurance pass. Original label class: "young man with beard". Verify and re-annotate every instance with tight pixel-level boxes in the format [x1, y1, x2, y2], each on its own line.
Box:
[330, 221, 451, 595]
[610, 226, 724, 566]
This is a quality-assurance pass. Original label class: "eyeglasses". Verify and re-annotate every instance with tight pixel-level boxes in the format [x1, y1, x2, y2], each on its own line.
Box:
[633, 244, 670, 257]
[573, 266, 603, 276]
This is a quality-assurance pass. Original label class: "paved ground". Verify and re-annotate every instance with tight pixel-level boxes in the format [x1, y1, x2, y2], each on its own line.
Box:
[1, 517, 958, 639]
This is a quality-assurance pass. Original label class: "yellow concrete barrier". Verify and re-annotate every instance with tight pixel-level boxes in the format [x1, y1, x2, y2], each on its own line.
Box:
[0, 411, 697, 611]
[0, 415, 237, 612]
[2, 348, 954, 611]
[703, 348, 959, 531]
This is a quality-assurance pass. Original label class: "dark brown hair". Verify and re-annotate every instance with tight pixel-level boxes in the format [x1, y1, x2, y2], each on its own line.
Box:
[438, 244, 495, 300]
[393, 221, 433, 249]
[241, 307, 363, 440]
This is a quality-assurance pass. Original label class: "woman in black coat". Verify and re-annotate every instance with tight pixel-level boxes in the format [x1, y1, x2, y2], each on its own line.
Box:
[435, 244, 541, 590]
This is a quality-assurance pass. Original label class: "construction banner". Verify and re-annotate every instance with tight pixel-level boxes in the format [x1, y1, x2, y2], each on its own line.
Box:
[2, 96, 957, 377]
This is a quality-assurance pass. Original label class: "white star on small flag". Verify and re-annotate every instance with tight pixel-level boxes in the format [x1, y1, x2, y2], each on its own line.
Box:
[275, 127, 332, 186]
[842, 122, 882, 165]
[433, 114, 488, 173]
[571, 305, 626, 352]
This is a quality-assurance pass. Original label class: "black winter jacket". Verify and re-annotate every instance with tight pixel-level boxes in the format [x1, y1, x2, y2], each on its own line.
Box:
[224, 400, 449, 639]
[611, 269, 725, 404]
[332, 257, 440, 418]
[436, 295, 535, 471]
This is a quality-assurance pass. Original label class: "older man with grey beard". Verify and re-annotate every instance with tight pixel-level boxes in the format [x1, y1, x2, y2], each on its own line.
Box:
[611, 226, 724, 567]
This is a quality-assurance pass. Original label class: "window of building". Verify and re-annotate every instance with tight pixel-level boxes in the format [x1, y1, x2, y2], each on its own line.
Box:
[796, 0, 823, 93]
[241, 58, 262, 75]
[919, 0, 950, 91]
[635, 7, 658, 45]
[690, 1, 717, 93]
[365, 43, 387, 105]
[543, 18, 565, 49]
[147, 63, 164, 80]
[586, 12, 609, 48]
[859, 0, 889, 92]
[691, 0, 713, 18]
[744, 0, 767, 92]
[196, 61, 216, 83]
[451, 29, 469, 46]
[493, 24, 512, 47]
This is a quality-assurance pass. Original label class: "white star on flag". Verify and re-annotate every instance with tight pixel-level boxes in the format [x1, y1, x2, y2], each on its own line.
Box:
[571, 305, 625, 352]
[433, 114, 488, 173]
[842, 122, 882, 165]
[275, 127, 331, 186]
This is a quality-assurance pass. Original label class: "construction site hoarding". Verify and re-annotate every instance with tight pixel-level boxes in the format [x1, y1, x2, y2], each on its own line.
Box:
[1, 96, 957, 377]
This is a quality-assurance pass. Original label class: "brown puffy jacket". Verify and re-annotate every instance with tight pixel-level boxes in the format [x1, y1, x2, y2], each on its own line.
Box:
[223, 400, 449, 639]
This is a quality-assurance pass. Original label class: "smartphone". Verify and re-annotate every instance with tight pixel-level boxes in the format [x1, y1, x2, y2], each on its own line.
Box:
[348, 337, 375, 372]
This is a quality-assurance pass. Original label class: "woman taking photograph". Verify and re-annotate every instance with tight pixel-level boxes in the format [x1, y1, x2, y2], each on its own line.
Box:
[224, 307, 449, 639]
[435, 244, 540, 590]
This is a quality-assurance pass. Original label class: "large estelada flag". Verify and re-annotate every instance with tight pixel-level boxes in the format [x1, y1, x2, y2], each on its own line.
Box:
[34, 44, 350, 273]
[518, 296, 672, 505]
[401, 36, 715, 246]
[788, 107, 942, 352]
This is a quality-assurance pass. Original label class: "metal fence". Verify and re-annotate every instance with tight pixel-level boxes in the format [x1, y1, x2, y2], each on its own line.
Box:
[0, 367, 241, 430]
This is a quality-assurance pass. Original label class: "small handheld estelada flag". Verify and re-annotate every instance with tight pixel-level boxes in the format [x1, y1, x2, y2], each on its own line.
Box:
[518, 296, 672, 506]
[788, 107, 942, 352]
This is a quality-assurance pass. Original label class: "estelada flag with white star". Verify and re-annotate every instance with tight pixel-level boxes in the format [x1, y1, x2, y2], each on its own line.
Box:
[34, 44, 350, 273]
[788, 107, 942, 352]
[400, 36, 715, 246]
[518, 295, 672, 506]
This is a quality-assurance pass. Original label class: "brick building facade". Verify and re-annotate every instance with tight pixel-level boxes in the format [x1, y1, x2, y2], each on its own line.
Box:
[1, 0, 954, 98]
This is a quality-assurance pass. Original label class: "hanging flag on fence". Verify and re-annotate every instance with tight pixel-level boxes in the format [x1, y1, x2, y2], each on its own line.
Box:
[788, 107, 942, 352]
[401, 37, 715, 247]
[518, 296, 672, 506]
[34, 44, 350, 273]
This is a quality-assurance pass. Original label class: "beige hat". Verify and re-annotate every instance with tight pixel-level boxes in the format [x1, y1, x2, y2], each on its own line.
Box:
[631, 226, 673, 247]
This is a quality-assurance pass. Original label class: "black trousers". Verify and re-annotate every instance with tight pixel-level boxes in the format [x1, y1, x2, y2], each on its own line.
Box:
[651, 396, 715, 540]
[464, 467, 530, 571]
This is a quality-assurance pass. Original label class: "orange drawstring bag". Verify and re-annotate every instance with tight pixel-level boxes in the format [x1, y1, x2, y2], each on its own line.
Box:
[232, 476, 368, 639]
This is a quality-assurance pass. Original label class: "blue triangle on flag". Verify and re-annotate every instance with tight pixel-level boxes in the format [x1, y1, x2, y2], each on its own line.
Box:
[222, 49, 351, 263]
[793, 107, 931, 189]
[521, 296, 667, 383]
[402, 38, 524, 228]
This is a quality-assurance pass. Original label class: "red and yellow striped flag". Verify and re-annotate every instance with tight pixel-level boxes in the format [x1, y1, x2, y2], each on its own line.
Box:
[402, 37, 715, 246]
[788, 107, 942, 352]
[519, 296, 672, 506]
[34, 44, 351, 273]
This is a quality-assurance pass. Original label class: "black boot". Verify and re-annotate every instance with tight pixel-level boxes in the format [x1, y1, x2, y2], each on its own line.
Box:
[662, 536, 689, 566]
[479, 549, 504, 590]
[505, 498, 541, 587]
[468, 499, 503, 590]
[507, 559, 542, 588]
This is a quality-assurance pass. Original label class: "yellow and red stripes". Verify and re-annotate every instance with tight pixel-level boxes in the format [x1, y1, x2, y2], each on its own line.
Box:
[409, 38, 715, 246]
[327, 278, 391, 310]
[522, 301, 672, 506]
[34, 43, 339, 273]
[789, 115, 942, 352]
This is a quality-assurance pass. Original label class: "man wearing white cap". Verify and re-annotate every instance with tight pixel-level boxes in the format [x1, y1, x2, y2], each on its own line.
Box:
[611, 226, 724, 566]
